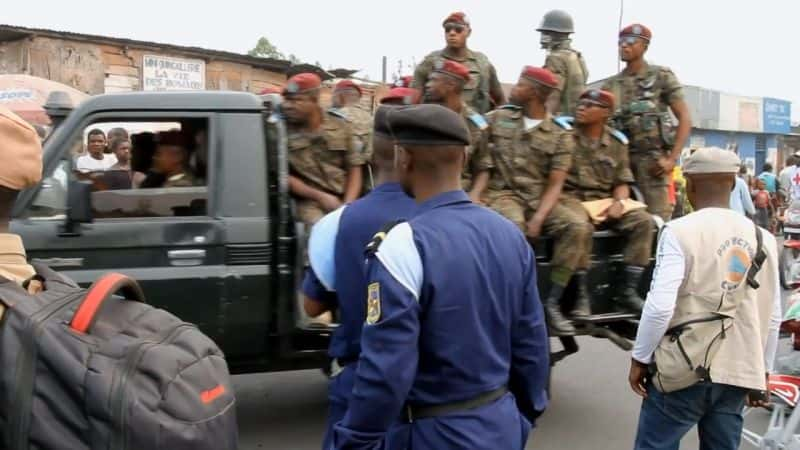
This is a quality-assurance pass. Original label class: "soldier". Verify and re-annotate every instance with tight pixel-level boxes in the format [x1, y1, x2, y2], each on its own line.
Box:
[332, 104, 549, 450]
[412, 11, 506, 114]
[537, 9, 588, 116]
[332, 80, 374, 163]
[380, 87, 421, 106]
[282, 73, 365, 227]
[565, 89, 654, 314]
[473, 66, 590, 335]
[602, 24, 692, 222]
[422, 59, 490, 199]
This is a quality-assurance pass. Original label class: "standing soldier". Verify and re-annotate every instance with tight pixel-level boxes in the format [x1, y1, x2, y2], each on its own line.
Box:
[282, 73, 365, 227]
[412, 12, 506, 114]
[422, 59, 491, 200]
[332, 104, 549, 450]
[472, 66, 590, 335]
[537, 9, 588, 116]
[564, 89, 654, 315]
[332, 80, 374, 164]
[603, 24, 692, 222]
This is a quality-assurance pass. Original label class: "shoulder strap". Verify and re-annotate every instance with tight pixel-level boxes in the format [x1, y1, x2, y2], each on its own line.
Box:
[365, 220, 405, 257]
[552, 116, 573, 130]
[468, 113, 489, 131]
[746, 223, 767, 290]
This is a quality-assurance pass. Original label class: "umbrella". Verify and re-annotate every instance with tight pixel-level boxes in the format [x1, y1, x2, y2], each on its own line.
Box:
[0, 74, 89, 125]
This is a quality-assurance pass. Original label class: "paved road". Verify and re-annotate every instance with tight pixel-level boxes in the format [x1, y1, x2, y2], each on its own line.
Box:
[234, 336, 775, 449]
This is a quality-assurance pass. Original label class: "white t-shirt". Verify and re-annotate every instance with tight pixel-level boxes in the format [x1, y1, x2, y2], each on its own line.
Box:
[75, 153, 118, 173]
[791, 166, 800, 201]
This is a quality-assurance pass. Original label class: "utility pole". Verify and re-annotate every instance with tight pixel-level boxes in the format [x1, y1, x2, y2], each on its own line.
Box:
[381, 56, 387, 84]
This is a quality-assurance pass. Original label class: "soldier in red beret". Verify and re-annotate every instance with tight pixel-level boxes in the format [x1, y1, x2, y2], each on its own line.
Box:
[393, 75, 413, 88]
[332, 79, 374, 173]
[411, 11, 505, 114]
[602, 24, 692, 222]
[422, 59, 490, 202]
[380, 87, 420, 106]
[282, 73, 364, 227]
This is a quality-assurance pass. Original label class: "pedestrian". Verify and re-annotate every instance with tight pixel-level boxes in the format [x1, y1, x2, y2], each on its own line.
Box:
[629, 147, 781, 450]
[758, 162, 778, 195]
[422, 59, 490, 200]
[76, 129, 117, 172]
[331, 104, 549, 450]
[0, 106, 44, 322]
[563, 89, 654, 318]
[778, 155, 796, 203]
[106, 127, 129, 152]
[302, 106, 418, 450]
[753, 178, 774, 230]
[729, 166, 756, 217]
[282, 73, 365, 227]
[109, 138, 146, 188]
[537, 10, 588, 116]
[472, 66, 587, 335]
[603, 24, 692, 222]
[412, 12, 506, 114]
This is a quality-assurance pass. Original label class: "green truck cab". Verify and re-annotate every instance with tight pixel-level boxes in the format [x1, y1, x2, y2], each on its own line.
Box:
[10, 91, 654, 374]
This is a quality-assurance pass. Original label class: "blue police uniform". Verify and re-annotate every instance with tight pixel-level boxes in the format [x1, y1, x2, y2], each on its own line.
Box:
[301, 182, 417, 450]
[331, 190, 550, 450]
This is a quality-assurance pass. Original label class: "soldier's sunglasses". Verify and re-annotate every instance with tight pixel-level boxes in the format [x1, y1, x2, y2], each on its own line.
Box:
[444, 24, 466, 33]
[618, 36, 641, 46]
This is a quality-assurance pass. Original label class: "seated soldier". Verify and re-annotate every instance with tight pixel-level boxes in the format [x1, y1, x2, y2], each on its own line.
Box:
[140, 131, 197, 188]
[473, 66, 592, 335]
[564, 89, 654, 314]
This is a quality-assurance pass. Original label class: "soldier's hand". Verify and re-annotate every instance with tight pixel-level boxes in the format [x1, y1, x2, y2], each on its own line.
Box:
[318, 193, 344, 212]
[651, 156, 676, 177]
[606, 200, 625, 220]
[525, 216, 544, 238]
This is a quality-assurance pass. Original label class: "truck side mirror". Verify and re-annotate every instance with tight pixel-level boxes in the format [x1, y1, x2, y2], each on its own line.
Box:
[66, 179, 93, 224]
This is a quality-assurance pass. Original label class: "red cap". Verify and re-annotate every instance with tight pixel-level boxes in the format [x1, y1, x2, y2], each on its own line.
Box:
[283, 73, 322, 95]
[334, 79, 363, 95]
[619, 23, 652, 42]
[394, 76, 413, 88]
[433, 60, 471, 83]
[520, 66, 559, 89]
[442, 11, 469, 27]
[580, 89, 616, 109]
[258, 86, 282, 95]
[380, 87, 421, 105]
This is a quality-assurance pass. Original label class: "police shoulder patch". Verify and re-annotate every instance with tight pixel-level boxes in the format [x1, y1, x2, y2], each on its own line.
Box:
[366, 282, 381, 325]
[609, 128, 629, 145]
[552, 116, 573, 130]
[468, 113, 489, 131]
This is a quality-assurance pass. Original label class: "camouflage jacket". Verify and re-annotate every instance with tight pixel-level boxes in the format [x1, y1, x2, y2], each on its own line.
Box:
[288, 109, 363, 196]
[564, 126, 634, 201]
[459, 104, 491, 190]
[486, 106, 575, 205]
[337, 105, 374, 161]
[544, 40, 588, 116]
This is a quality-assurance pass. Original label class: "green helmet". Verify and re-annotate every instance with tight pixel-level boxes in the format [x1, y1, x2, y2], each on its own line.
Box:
[537, 10, 575, 34]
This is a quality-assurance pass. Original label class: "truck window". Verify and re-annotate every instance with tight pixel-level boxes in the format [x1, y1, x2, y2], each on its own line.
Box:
[25, 119, 211, 220]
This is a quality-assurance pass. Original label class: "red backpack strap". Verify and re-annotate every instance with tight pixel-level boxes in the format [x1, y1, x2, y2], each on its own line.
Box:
[70, 273, 146, 334]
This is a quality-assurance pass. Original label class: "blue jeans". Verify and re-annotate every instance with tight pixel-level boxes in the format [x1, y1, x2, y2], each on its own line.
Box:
[633, 381, 749, 450]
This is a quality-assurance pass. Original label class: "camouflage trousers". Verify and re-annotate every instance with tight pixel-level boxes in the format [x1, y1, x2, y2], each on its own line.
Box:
[295, 198, 327, 229]
[630, 151, 673, 222]
[487, 191, 593, 273]
[590, 206, 654, 267]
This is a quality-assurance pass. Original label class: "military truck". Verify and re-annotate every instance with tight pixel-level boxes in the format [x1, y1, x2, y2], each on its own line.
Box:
[10, 91, 653, 374]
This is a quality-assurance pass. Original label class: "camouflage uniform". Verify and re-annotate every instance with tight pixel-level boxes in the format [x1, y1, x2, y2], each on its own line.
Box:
[484, 106, 591, 275]
[602, 62, 684, 221]
[564, 127, 654, 268]
[459, 104, 491, 190]
[288, 110, 363, 226]
[338, 105, 374, 162]
[412, 49, 502, 114]
[543, 40, 588, 116]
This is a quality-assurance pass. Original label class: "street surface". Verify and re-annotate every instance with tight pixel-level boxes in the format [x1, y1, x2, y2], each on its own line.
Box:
[234, 335, 776, 450]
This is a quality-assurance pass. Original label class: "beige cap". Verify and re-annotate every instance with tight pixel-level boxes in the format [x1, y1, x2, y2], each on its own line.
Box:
[0, 106, 42, 190]
[683, 146, 741, 175]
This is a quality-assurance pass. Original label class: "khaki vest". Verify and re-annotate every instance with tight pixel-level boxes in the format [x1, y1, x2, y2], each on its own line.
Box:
[656, 208, 777, 391]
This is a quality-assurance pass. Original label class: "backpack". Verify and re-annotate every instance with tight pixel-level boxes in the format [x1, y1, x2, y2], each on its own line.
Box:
[0, 266, 238, 450]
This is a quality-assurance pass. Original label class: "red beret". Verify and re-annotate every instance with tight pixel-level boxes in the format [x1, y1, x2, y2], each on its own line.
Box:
[394, 75, 413, 88]
[283, 73, 322, 95]
[520, 66, 559, 89]
[258, 86, 282, 95]
[380, 87, 421, 106]
[442, 11, 469, 27]
[433, 59, 471, 83]
[580, 89, 616, 109]
[334, 79, 363, 95]
[619, 23, 652, 42]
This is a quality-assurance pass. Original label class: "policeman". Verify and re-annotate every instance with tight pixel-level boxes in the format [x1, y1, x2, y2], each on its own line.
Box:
[472, 66, 589, 335]
[602, 24, 692, 222]
[331, 80, 374, 163]
[301, 106, 417, 450]
[0, 106, 43, 320]
[282, 73, 365, 227]
[629, 147, 780, 449]
[565, 89, 654, 315]
[380, 87, 421, 106]
[332, 104, 549, 450]
[537, 10, 588, 116]
[412, 12, 506, 114]
[422, 59, 490, 200]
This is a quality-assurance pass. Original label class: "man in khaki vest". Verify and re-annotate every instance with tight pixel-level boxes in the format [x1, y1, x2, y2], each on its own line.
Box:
[0, 106, 43, 322]
[628, 147, 781, 450]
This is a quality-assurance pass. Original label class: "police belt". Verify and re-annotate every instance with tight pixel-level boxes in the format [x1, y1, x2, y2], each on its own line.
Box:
[400, 385, 508, 423]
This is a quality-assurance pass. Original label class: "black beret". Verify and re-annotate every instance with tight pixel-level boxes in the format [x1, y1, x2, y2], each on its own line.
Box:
[374, 104, 470, 146]
[156, 130, 187, 147]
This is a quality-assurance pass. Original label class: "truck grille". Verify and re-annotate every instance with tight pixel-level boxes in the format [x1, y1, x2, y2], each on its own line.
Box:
[225, 244, 271, 265]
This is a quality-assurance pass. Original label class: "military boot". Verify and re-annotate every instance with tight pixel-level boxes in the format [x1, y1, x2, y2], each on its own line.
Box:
[544, 284, 576, 335]
[618, 266, 646, 315]
[570, 271, 592, 318]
